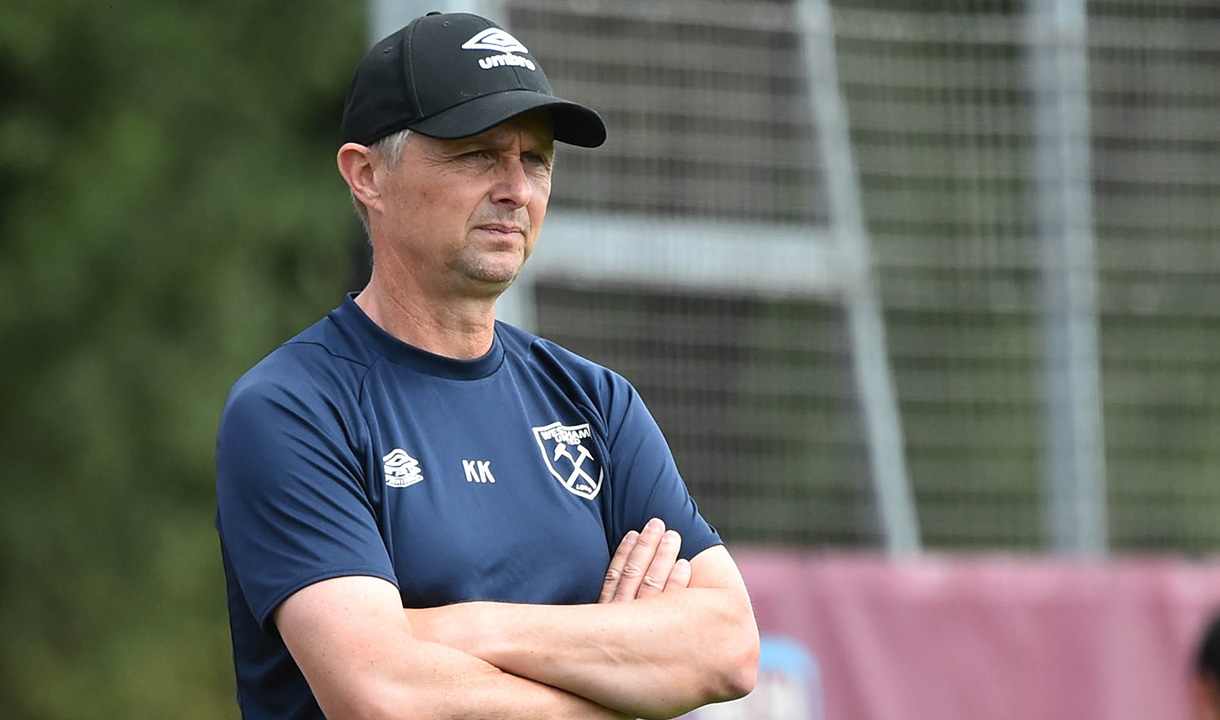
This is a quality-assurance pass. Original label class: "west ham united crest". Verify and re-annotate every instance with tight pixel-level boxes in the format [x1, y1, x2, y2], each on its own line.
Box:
[532, 422, 603, 500]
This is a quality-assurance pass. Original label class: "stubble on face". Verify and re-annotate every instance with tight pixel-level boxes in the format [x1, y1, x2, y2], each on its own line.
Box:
[448, 209, 533, 287]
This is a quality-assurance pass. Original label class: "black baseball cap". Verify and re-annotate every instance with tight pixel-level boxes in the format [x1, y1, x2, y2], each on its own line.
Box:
[341, 12, 606, 148]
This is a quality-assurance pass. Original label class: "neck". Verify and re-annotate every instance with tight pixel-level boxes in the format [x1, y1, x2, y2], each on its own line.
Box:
[355, 267, 499, 361]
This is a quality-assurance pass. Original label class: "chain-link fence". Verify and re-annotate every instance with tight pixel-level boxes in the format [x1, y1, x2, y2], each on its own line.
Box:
[506, 0, 1220, 553]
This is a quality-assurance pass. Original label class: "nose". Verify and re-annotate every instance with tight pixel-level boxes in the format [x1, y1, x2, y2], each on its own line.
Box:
[488, 156, 533, 209]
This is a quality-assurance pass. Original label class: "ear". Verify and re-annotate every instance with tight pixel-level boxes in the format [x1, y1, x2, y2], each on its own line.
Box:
[337, 142, 380, 213]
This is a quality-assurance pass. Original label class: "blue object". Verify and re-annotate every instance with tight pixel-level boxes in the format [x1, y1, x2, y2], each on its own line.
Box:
[684, 635, 823, 720]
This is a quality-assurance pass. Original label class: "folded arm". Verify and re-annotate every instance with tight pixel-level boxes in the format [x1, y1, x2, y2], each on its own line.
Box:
[274, 576, 632, 720]
[408, 519, 760, 719]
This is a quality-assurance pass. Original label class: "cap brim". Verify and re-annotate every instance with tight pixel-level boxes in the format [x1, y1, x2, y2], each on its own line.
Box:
[408, 90, 606, 148]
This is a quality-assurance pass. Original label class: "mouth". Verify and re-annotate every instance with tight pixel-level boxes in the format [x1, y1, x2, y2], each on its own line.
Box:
[475, 224, 526, 237]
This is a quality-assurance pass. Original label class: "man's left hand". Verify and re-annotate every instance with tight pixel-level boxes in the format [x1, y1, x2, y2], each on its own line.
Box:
[598, 518, 689, 603]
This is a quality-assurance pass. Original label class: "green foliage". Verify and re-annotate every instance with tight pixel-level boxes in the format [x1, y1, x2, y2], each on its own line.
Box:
[0, 1, 365, 716]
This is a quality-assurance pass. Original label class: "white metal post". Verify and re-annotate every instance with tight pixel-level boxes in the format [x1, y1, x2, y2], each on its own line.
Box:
[1028, 0, 1107, 558]
[797, 0, 921, 556]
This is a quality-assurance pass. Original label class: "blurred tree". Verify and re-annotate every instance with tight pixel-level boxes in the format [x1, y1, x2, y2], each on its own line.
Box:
[0, 0, 365, 716]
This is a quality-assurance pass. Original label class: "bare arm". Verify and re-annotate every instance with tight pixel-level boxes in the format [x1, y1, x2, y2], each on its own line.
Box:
[275, 576, 632, 720]
[408, 520, 760, 720]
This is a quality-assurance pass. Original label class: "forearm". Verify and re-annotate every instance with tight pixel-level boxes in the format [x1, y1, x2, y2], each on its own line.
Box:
[495, 587, 755, 717]
[329, 635, 631, 720]
[276, 577, 631, 720]
[410, 586, 758, 719]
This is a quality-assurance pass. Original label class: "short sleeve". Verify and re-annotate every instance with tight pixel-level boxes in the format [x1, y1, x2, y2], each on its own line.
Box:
[215, 378, 397, 631]
[604, 381, 722, 560]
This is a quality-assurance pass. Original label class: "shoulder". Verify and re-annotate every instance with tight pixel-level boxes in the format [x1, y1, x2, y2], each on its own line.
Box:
[221, 314, 377, 432]
[495, 321, 634, 399]
[494, 322, 651, 444]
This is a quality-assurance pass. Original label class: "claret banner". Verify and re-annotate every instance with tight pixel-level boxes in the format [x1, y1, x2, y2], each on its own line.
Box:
[702, 552, 1220, 720]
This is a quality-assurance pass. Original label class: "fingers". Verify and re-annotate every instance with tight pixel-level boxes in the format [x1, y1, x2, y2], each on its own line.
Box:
[600, 518, 689, 603]
[637, 529, 682, 600]
[613, 518, 670, 602]
[599, 530, 639, 603]
[663, 558, 691, 593]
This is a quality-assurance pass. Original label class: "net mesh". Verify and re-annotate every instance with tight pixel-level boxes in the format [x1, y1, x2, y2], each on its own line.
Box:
[508, 0, 1220, 552]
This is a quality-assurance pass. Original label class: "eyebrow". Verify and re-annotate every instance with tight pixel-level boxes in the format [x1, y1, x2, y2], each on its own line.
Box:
[448, 134, 554, 156]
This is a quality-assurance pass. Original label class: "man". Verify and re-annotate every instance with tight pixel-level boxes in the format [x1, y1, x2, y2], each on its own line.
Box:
[215, 11, 759, 720]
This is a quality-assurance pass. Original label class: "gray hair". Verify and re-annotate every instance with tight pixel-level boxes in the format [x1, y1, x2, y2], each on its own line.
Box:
[351, 128, 413, 237]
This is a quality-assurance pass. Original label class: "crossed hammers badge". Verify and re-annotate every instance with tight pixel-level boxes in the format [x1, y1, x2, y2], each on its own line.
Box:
[532, 421, 603, 500]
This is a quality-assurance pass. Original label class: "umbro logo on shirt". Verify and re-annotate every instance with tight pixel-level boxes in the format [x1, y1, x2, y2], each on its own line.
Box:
[383, 448, 424, 488]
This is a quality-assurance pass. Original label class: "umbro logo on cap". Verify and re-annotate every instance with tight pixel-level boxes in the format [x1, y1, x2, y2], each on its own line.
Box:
[463, 28, 537, 71]
[462, 28, 529, 55]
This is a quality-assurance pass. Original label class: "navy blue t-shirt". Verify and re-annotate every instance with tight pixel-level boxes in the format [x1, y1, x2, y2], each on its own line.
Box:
[215, 295, 722, 719]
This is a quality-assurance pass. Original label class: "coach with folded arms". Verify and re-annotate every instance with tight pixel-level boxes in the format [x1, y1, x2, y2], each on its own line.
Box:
[215, 11, 759, 720]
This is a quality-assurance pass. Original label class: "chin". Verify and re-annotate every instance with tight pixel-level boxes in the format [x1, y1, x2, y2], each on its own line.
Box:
[459, 253, 525, 286]
[458, 266, 521, 294]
